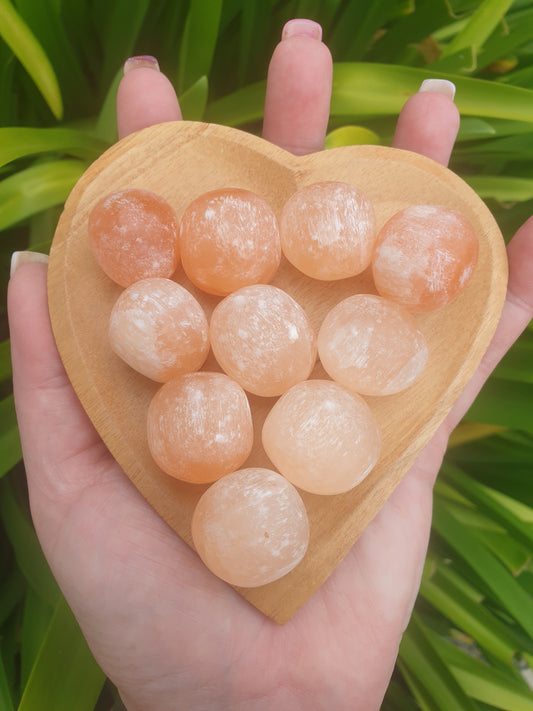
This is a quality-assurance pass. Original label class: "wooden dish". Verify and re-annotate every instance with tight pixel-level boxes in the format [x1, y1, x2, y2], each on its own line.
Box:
[48, 121, 508, 624]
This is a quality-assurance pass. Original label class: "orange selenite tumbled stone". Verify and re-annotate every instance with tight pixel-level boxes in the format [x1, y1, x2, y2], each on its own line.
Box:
[191, 468, 309, 587]
[108, 277, 209, 382]
[147, 372, 253, 484]
[179, 188, 281, 296]
[372, 204, 479, 312]
[209, 284, 317, 397]
[279, 181, 376, 280]
[88, 188, 180, 287]
[262, 380, 381, 495]
[318, 294, 428, 396]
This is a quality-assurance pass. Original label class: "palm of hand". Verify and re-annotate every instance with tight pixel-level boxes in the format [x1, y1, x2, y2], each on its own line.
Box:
[8, 24, 533, 711]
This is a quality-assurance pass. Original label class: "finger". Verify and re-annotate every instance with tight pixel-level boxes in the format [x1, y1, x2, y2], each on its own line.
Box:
[442, 214, 533, 434]
[263, 19, 332, 155]
[116, 56, 182, 140]
[392, 79, 460, 167]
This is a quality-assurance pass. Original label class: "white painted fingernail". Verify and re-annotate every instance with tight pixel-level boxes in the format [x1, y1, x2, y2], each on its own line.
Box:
[10, 251, 49, 278]
[419, 79, 456, 101]
[282, 19, 322, 41]
[124, 56, 160, 75]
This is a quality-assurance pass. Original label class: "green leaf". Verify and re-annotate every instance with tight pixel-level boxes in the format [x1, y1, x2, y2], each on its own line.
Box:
[465, 175, 533, 202]
[0, 653, 14, 711]
[494, 328, 533, 382]
[421, 561, 524, 665]
[94, 68, 121, 144]
[399, 614, 480, 711]
[0, 0, 62, 119]
[0, 339, 12, 383]
[18, 596, 105, 711]
[465, 378, 533, 429]
[205, 79, 266, 126]
[179, 75, 209, 121]
[20, 589, 54, 692]
[426, 630, 533, 711]
[99, 0, 151, 91]
[433, 498, 533, 639]
[0, 127, 107, 169]
[440, 0, 515, 58]
[0, 477, 60, 605]
[178, 0, 223, 93]
[0, 159, 86, 231]
[0, 569, 24, 627]
[329, 63, 533, 123]
[0, 396, 21, 479]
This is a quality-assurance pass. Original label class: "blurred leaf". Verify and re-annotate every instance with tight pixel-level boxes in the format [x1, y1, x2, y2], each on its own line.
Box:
[179, 75, 209, 121]
[238, 1, 271, 86]
[399, 614, 480, 711]
[0, 159, 86, 231]
[493, 328, 533, 382]
[0, 0, 62, 119]
[443, 464, 533, 551]
[325, 125, 380, 148]
[433, 499, 533, 639]
[18, 596, 105, 711]
[465, 378, 533, 429]
[426, 630, 533, 711]
[440, 0, 515, 59]
[179, 0, 223, 93]
[421, 565, 520, 665]
[465, 175, 533, 201]
[20, 589, 54, 692]
[0, 477, 60, 605]
[99, 0, 150, 91]
[0, 653, 14, 711]
[448, 422, 507, 448]
[0, 127, 107, 169]
[94, 68, 121, 144]
[0, 569, 24, 627]
[0, 396, 21, 479]
[206, 78, 265, 125]
[0, 339, 12, 383]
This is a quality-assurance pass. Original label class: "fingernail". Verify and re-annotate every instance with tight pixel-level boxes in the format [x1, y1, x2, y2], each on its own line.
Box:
[419, 79, 456, 101]
[282, 19, 322, 41]
[124, 56, 160, 75]
[10, 251, 49, 278]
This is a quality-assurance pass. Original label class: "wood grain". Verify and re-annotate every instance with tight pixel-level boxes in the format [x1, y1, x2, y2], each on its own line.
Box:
[48, 121, 508, 624]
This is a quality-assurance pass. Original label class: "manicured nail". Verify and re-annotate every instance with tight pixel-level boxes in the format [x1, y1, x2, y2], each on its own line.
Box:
[282, 19, 322, 41]
[10, 251, 49, 278]
[419, 79, 456, 101]
[124, 56, 160, 75]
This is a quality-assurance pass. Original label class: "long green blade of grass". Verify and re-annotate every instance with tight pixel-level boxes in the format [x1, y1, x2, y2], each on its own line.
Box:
[464, 378, 533, 429]
[178, 0, 223, 93]
[426, 629, 533, 711]
[0, 654, 14, 711]
[433, 499, 533, 639]
[0, 396, 21, 479]
[399, 614, 479, 711]
[0, 0, 62, 119]
[0, 128, 107, 169]
[17, 596, 105, 711]
[0, 159, 86, 231]
[0, 478, 59, 605]
[0, 339, 12, 383]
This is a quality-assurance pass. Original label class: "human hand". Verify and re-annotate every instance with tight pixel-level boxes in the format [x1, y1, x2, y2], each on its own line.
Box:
[8, 19, 533, 711]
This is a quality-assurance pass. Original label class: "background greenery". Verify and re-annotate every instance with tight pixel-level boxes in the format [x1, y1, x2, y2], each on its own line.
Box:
[1, 0, 532, 709]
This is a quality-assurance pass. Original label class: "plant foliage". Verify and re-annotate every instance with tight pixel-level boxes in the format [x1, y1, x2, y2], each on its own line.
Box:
[1, 1, 532, 709]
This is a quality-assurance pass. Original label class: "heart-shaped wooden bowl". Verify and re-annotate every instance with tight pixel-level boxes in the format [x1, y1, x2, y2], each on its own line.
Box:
[48, 121, 508, 624]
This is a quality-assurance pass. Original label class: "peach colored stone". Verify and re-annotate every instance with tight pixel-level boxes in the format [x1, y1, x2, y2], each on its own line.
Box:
[262, 380, 381, 495]
[179, 188, 281, 296]
[191, 468, 309, 587]
[88, 188, 179, 287]
[318, 294, 428, 396]
[108, 277, 209, 382]
[372, 204, 479, 312]
[279, 181, 376, 280]
[210, 284, 317, 397]
[147, 372, 253, 483]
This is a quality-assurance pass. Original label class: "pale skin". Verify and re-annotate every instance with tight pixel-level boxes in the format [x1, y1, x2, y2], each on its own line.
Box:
[7, 20, 533, 711]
